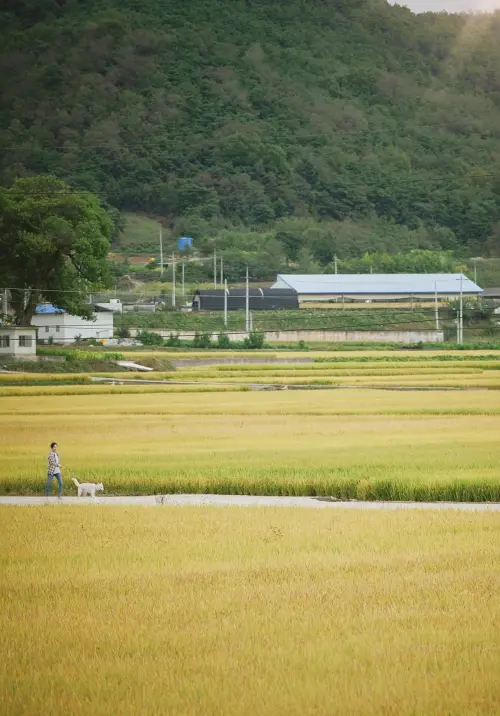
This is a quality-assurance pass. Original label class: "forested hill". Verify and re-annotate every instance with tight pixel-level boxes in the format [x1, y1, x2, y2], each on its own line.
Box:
[1, 0, 500, 257]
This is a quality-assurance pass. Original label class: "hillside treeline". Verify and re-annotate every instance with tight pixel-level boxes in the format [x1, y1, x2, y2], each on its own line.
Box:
[1, 0, 500, 257]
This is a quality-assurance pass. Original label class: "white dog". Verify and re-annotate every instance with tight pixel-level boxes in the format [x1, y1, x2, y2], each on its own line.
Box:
[72, 477, 104, 498]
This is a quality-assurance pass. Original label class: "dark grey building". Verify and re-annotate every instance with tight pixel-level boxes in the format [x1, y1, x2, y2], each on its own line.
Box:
[192, 288, 298, 311]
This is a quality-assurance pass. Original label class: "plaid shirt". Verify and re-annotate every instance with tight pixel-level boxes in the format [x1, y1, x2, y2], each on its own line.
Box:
[48, 451, 60, 475]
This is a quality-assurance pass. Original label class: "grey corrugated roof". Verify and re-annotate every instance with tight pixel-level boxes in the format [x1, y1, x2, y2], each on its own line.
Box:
[195, 289, 296, 297]
[272, 273, 483, 295]
[483, 287, 500, 298]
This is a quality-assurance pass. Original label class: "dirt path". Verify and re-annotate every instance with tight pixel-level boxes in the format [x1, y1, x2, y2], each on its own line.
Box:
[0, 495, 499, 510]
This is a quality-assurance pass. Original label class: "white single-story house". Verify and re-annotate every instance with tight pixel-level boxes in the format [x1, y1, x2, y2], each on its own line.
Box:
[0, 326, 37, 358]
[31, 305, 114, 344]
[271, 274, 483, 303]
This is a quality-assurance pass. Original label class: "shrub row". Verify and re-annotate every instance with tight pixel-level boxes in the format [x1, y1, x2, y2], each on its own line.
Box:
[137, 330, 266, 350]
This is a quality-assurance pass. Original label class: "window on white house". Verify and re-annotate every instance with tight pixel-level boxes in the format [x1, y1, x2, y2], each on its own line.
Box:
[45, 326, 49, 332]
[0, 335, 10, 348]
[19, 335, 32, 348]
[55, 325, 60, 332]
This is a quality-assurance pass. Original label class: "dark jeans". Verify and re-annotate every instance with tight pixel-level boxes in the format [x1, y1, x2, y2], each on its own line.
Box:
[46, 472, 62, 497]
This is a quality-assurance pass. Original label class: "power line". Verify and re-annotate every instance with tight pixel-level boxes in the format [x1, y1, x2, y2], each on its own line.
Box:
[2, 172, 499, 199]
[1, 275, 484, 295]
[2, 324, 495, 345]
[2, 287, 88, 294]
[0, 316, 460, 330]
[2, 116, 500, 149]
[4, 192, 100, 196]
[0, 128, 434, 149]
[1, 314, 466, 333]
[0, 299, 483, 314]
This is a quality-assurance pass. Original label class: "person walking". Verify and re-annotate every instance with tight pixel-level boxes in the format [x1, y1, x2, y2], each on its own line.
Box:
[46, 442, 63, 500]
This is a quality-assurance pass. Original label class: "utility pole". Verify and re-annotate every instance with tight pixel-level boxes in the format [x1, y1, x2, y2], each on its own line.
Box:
[2, 288, 7, 319]
[214, 248, 217, 289]
[434, 281, 440, 332]
[172, 253, 176, 308]
[181, 261, 185, 298]
[473, 259, 477, 285]
[159, 228, 164, 278]
[334, 255, 338, 275]
[459, 273, 463, 345]
[245, 266, 250, 334]
[220, 256, 224, 286]
[224, 279, 228, 328]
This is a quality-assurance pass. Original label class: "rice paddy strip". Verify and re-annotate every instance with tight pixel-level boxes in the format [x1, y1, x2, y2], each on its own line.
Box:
[314, 354, 500, 363]
[174, 369, 496, 379]
[204, 360, 500, 370]
[124, 349, 500, 360]
[0, 384, 248, 397]
[2, 389, 499, 415]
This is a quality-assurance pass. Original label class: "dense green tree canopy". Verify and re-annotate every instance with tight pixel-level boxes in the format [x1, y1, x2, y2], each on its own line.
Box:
[0, 176, 112, 324]
[1, 1, 500, 256]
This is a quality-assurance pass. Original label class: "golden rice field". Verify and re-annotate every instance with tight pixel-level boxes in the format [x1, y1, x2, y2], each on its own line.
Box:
[125, 348, 500, 359]
[0, 383, 246, 397]
[147, 358, 500, 389]
[1, 388, 499, 500]
[1, 507, 499, 716]
[2, 351, 500, 391]
[3, 352, 499, 716]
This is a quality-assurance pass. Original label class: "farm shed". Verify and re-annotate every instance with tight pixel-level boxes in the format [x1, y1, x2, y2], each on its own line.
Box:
[484, 288, 500, 314]
[0, 326, 37, 358]
[483, 287, 500, 299]
[271, 274, 483, 303]
[192, 288, 298, 311]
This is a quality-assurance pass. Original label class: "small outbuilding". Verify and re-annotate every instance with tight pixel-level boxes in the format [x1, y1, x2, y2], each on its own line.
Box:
[192, 288, 298, 311]
[93, 299, 123, 313]
[177, 236, 193, 251]
[0, 326, 37, 358]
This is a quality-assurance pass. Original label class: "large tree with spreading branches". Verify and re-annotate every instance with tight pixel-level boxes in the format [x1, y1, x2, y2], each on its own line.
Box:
[0, 175, 112, 325]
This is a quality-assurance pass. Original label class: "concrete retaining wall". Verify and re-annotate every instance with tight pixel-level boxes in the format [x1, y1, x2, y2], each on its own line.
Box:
[130, 328, 443, 344]
[263, 330, 444, 343]
[0, 355, 67, 363]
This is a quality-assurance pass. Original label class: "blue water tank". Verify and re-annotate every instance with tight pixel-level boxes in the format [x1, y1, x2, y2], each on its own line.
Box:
[177, 236, 193, 251]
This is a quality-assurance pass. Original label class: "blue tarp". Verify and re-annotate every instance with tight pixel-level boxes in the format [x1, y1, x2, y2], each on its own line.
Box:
[35, 304, 65, 314]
